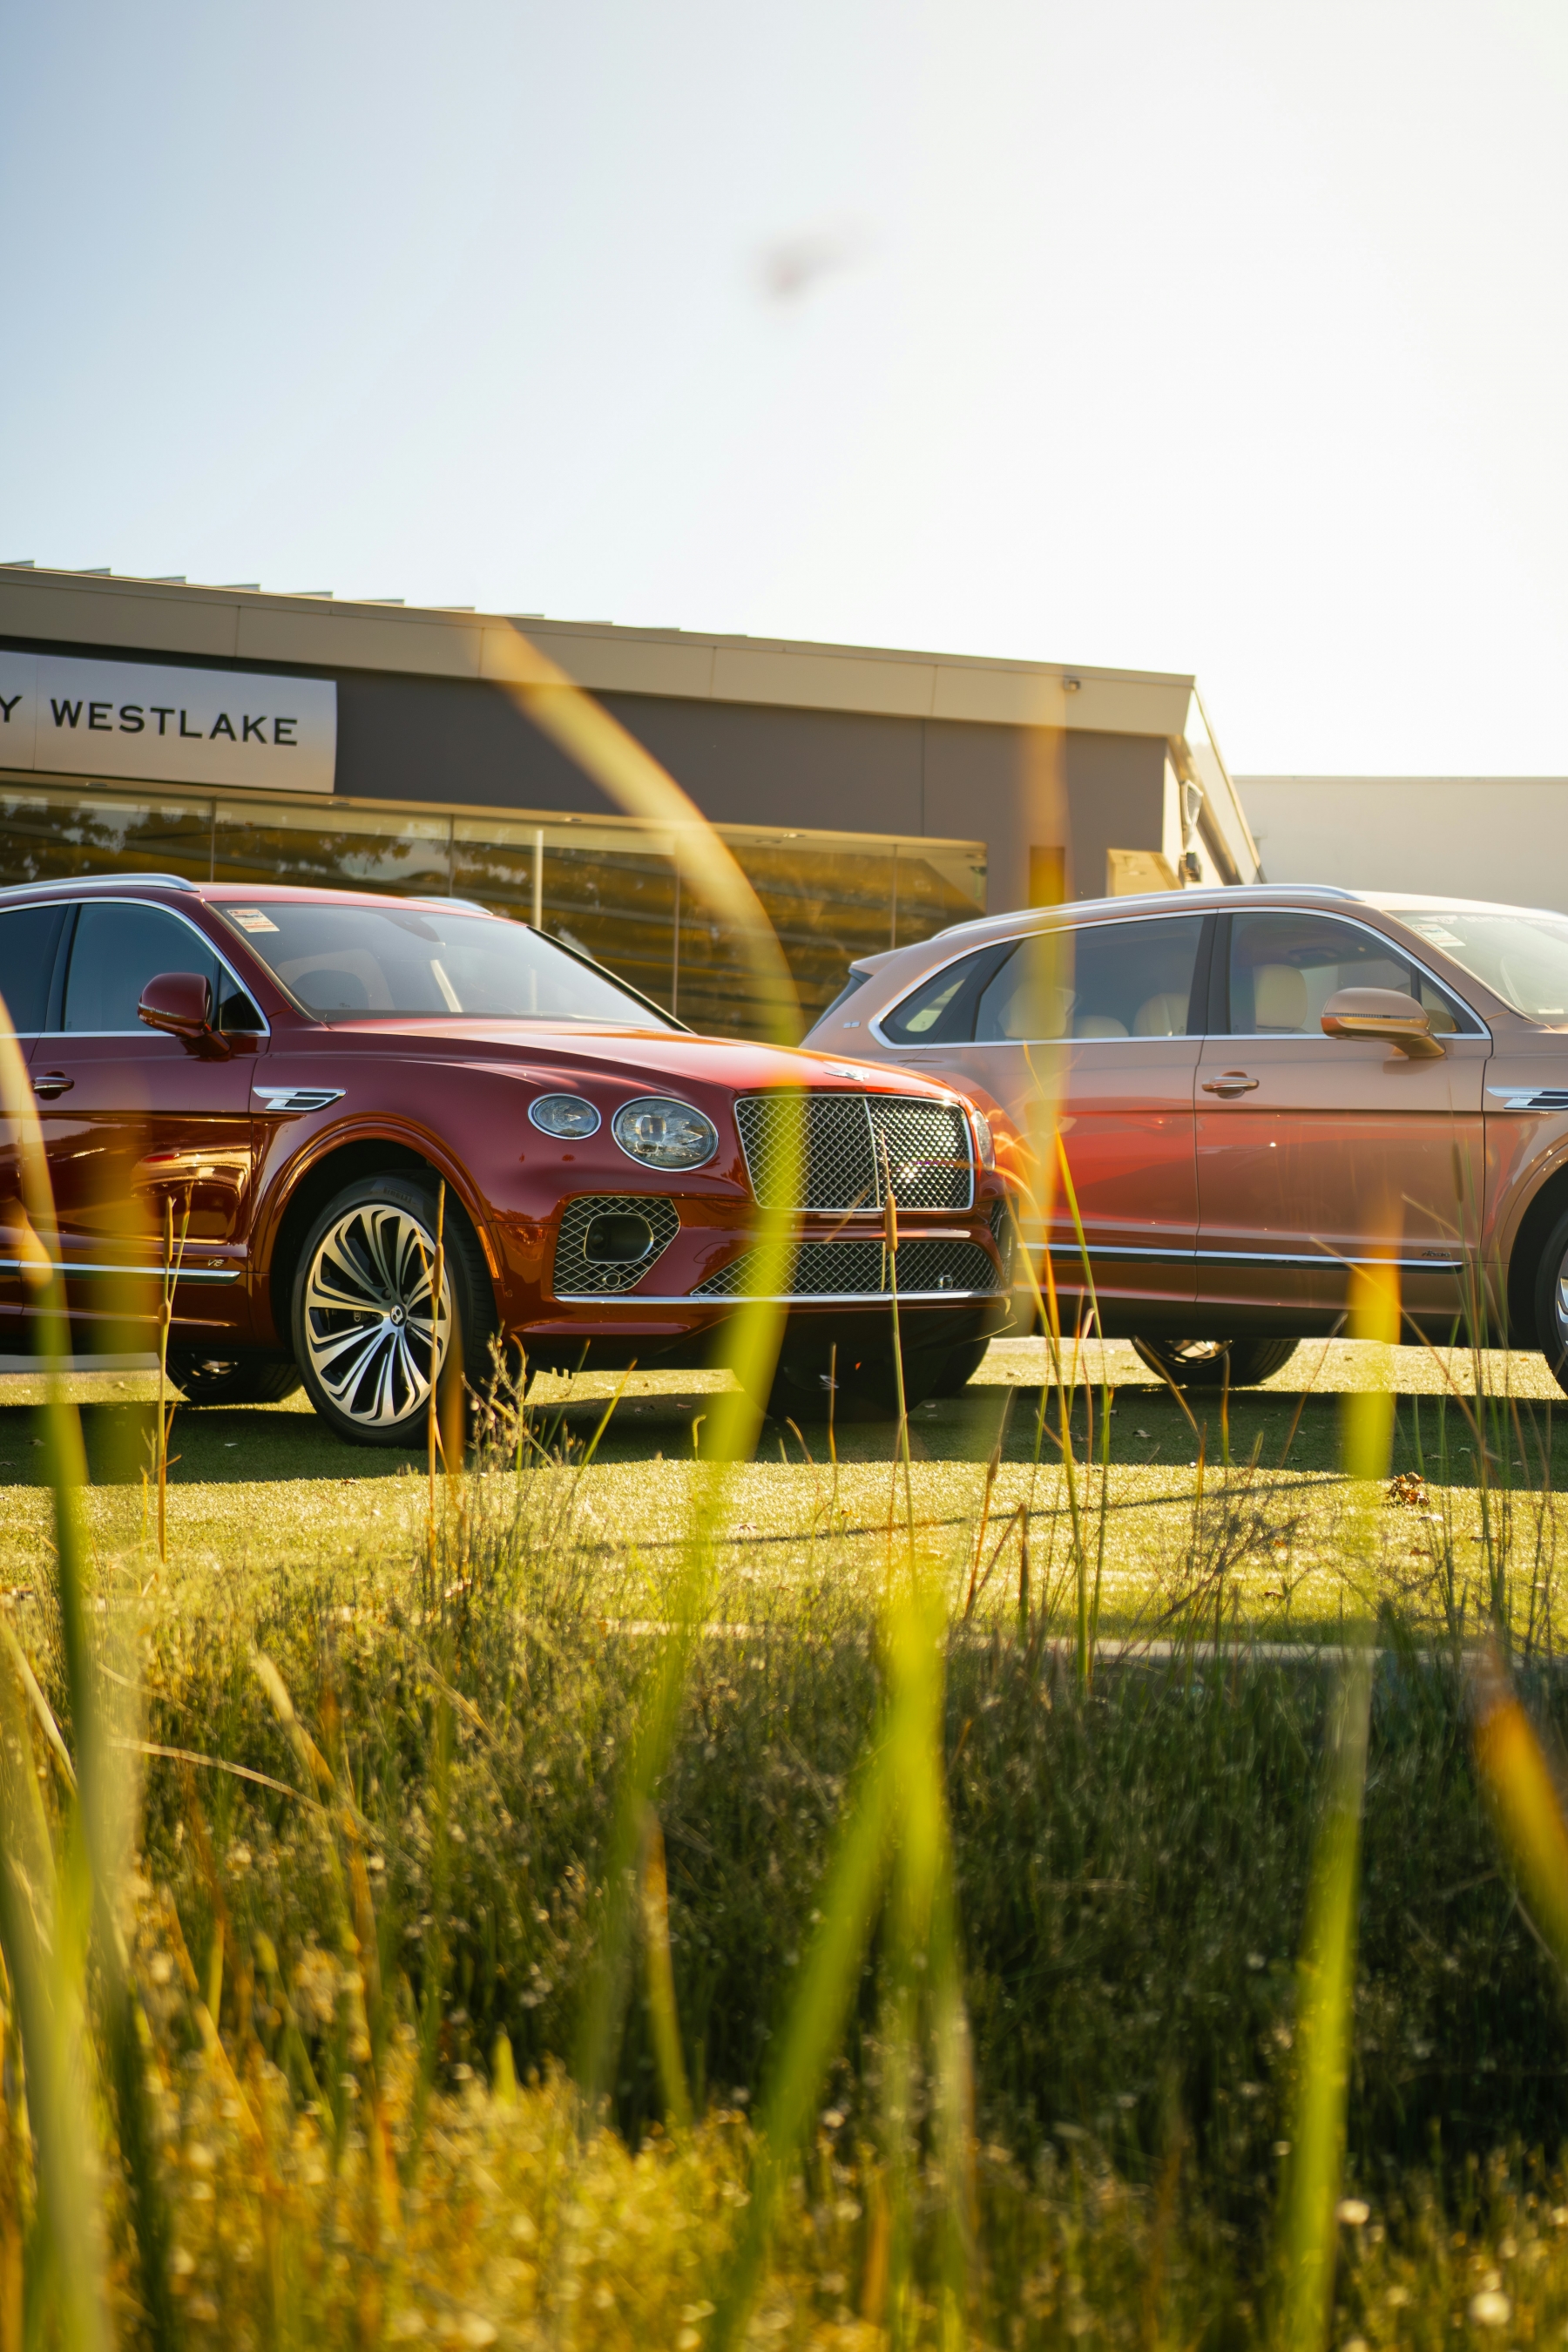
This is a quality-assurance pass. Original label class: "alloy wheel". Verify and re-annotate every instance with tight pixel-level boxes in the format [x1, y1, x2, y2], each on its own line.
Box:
[301, 1201, 451, 1429]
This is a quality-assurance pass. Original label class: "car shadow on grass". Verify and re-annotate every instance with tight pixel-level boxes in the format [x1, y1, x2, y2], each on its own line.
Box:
[0, 1369, 1550, 1490]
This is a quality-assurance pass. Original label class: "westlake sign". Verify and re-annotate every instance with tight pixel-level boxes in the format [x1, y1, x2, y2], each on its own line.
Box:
[0, 652, 336, 796]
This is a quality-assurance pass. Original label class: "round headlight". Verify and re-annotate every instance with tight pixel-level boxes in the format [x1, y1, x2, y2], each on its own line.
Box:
[612, 1096, 718, 1171]
[971, 1110, 995, 1169]
[529, 1092, 601, 1139]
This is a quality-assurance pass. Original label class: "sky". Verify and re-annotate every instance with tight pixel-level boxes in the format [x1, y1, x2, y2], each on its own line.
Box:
[3, 0, 1567, 777]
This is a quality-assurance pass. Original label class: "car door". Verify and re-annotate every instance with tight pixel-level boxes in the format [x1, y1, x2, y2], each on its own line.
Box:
[0, 902, 71, 1350]
[877, 911, 1210, 1319]
[1193, 907, 1489, 1323]
[30, 897, 267, 1348]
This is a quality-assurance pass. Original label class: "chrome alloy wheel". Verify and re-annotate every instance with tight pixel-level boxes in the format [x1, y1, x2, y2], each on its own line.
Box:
[301, 1202, 452, 1429]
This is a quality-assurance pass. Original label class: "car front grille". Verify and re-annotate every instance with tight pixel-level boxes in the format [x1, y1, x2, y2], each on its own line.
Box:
[692, 1238, 1000, 1301]
[553, 1194, 680, 1297]
[734, 1093, 972, 1213]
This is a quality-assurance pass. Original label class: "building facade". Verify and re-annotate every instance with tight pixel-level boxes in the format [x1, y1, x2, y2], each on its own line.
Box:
[0, 567, 1260, 1036]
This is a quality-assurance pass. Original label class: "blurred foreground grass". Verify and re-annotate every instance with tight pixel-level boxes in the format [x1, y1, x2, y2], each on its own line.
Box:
[3, 1337, 1568, 2344]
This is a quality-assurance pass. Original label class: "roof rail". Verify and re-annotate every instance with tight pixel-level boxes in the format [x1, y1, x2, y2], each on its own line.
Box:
[0, 872, 199, 902]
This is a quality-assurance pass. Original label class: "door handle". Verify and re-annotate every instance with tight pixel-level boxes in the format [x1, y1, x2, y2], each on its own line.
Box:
[1201, 1073, 1259, 1096]
[32, 1073, 73, 1098]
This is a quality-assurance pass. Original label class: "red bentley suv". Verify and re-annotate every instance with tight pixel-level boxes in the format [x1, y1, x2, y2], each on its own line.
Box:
[0, 875, 1010, 1442]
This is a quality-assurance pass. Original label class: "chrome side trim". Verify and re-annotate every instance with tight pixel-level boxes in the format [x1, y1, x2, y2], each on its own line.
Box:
[0, 1260, 242, 1284]
[253, 1085, 345, 1114]
[1487, 1085, 1568, 1112]
[1038, 1240, 1463, 1272]
[553, 1288, 1001, 1307]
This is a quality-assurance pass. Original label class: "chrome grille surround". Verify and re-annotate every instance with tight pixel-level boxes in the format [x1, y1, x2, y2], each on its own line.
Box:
[553, 1194, 680, 1298]
[734, 1092, 972, 1213]
[693, 1238, 1000, 1301]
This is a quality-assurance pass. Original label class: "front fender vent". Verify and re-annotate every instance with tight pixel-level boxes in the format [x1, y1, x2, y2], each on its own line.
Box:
[553, 1194, 679, 1297]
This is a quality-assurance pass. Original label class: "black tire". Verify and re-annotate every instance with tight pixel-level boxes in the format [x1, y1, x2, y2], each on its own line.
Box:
[1533, 1205, 1568, 1397]
[290, 1172, 497, 1447]
[1131, 1336, 1300, 1389]
[166, 1348, 302, 1406]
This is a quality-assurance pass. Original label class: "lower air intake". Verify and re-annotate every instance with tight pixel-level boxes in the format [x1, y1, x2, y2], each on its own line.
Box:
[553, 1194, 679, 1296]
[693, 1238, 1000, 1301]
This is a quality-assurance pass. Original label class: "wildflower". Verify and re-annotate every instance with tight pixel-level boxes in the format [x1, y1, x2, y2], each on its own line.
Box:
[1468, 2289, 1511, 2327]
[1336, 2199, 1370, 2227]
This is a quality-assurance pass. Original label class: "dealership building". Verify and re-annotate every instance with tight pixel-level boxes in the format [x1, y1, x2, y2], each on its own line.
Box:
[0, 565, 1260, 1036]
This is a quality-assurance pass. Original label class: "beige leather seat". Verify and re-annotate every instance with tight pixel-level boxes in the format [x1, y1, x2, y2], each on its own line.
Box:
[1133, 991, 1187, 1037]
[1075, 1014, 1129, 1037]
[1252, 963, 1308, 1032]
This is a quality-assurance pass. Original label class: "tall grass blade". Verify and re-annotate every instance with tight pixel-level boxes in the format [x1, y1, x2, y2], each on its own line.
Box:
[1275, 1647, 1372, 2352]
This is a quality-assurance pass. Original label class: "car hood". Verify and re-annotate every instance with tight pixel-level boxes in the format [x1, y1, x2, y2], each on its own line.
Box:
[301, 1019, 964, 1100]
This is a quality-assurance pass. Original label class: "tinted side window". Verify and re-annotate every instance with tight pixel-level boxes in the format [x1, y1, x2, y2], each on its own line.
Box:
[975, 916, 1206, 1043]
[62, 903, 224, 1033]
[0, 905, 65, 1034]
[880, 944, 1009, 1044]
[1227, 912, 1474, 1036]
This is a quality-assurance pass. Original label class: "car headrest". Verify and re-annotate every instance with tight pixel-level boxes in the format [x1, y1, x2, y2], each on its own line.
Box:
[1133, 991, 1187, 1037]
[1252, 963, 1308, 1031]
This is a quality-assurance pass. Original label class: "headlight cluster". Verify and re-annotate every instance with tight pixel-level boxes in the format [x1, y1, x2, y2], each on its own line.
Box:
[527, 1089, 719, 1170]
[529, 1093, 601, 1139]
[612, 1096, 718, 1170]
[971, 1110, 996, 1169]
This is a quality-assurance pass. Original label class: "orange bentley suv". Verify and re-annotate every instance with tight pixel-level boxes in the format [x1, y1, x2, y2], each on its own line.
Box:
[805, 883, 1568, 1392]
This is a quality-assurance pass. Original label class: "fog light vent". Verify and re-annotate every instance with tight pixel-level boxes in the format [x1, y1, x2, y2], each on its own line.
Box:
[553, 1194, 679, 1297]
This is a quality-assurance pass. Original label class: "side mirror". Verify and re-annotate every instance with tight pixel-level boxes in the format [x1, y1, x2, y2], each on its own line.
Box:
[1320, 986, 1446, 1060]
[139, 970, 226, 1051]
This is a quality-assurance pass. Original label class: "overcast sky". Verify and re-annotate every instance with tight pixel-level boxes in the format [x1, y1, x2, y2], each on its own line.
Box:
[3, 0, 1565, 776]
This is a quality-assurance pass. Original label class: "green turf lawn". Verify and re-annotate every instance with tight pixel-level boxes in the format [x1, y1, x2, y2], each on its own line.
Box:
[0, 1336, 1559, 1639]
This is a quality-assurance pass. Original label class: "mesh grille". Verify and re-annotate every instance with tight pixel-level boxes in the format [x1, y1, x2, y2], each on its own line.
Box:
[553, 1194, 679, 1297]
[693, 1239, 999, 1301]
[734, 1094, 971, 1212]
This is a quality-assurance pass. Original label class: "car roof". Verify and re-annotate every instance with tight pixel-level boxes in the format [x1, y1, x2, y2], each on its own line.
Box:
[0, 873, 497, 916]
[907, 881, 1565, 960]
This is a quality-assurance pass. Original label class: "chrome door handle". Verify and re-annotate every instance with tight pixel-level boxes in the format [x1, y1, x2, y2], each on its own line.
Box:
[32, 1074, 73, 1098]
[1201, 1074, 1259, 1096]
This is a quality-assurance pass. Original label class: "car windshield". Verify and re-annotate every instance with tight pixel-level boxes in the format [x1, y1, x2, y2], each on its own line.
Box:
[1399, 909, 1568, 1024]
[215, 900, 673, 1024]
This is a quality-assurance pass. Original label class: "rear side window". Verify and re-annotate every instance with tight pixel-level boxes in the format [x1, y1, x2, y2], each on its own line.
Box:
[0, 904, 65, 1035]
[975, 916, 1206, 1043]
[818, 967, 873, 1024]
[62, 902, 227, 1033]
[880, 944, 1010, 1044]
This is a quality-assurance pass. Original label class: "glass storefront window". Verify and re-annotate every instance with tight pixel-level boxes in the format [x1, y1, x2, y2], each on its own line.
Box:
[212, 800, 452, 896]
[453, 819, 680, 1014]
[0, 774, 985, 1042]
[0, 783, 211, 884]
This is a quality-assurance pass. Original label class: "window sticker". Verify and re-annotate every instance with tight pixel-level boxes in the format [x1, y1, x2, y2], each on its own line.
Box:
[230, 909, 280, 933]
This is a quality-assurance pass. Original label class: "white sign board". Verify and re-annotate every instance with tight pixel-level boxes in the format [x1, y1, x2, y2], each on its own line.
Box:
[0, 652, 336, 796]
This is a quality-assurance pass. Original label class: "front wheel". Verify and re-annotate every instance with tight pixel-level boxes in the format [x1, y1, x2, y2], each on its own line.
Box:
[1131, 1337, 1299, 1389]
[290, 1173, 496, 1447]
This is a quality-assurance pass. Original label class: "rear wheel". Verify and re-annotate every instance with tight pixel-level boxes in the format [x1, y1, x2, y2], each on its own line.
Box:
[290, 1173, 497, 1447]
[1532, 1206, 1568, 1397]
[1131, 1336, 1299, 1389]
[166, 1348, 301, 1406]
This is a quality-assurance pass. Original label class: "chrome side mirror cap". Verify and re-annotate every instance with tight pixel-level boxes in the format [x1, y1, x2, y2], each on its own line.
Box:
[1321, 986, 1446, 1059]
